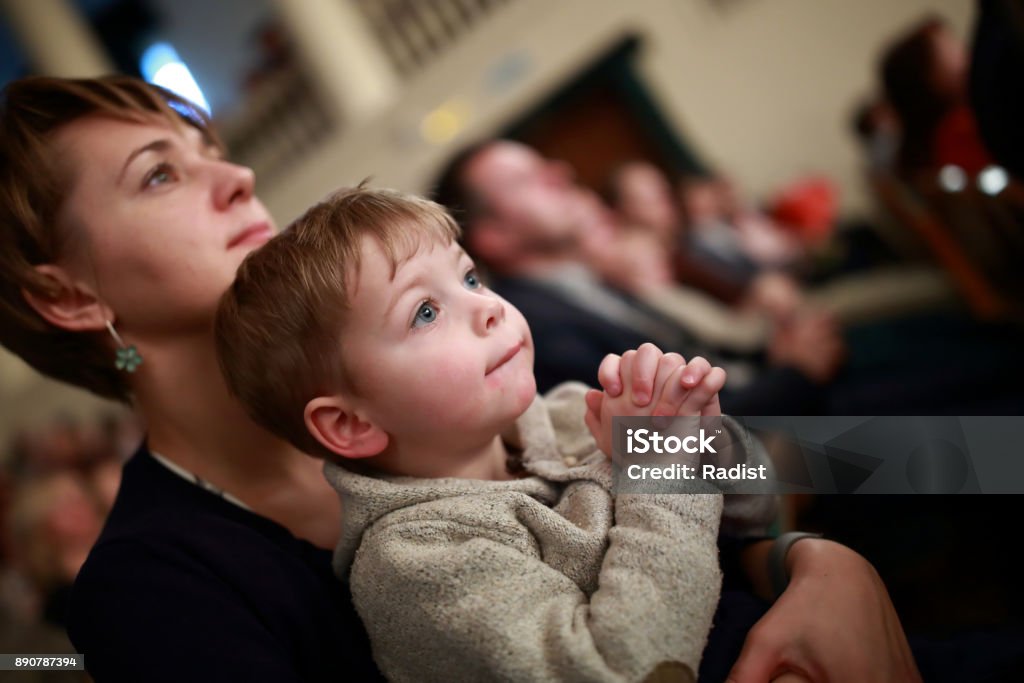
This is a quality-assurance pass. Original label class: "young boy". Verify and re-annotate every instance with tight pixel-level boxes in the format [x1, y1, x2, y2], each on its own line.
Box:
[215, 186, 775, 683]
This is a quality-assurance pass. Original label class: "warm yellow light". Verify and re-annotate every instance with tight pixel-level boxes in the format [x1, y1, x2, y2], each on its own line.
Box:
[420, 101, 470, 145]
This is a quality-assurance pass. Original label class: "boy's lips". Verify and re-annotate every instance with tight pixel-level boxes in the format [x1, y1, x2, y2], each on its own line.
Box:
[227, 221, 274, 249]
[486, 341, 523, 375]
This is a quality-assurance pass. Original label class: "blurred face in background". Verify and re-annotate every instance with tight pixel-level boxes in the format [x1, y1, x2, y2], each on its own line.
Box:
[464, 142, 594, 251]
[927, 22, 967, 102]
[679, 178, 726, 226]
[11, 473, 104, 592]
[613, 162, 680, 242]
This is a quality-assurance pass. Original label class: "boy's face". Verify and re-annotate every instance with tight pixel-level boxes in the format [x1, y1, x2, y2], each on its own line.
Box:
[341, 235, 536, 448]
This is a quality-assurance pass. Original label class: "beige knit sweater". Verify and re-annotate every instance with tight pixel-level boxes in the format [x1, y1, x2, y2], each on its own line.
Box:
[324, 383, 775, 683]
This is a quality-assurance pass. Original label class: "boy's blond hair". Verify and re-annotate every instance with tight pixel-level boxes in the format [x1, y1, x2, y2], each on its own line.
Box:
[216, 185, 461, 458]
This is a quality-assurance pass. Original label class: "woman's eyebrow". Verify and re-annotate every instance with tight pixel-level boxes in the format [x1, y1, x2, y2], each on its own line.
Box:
[118, 139, 172, 185]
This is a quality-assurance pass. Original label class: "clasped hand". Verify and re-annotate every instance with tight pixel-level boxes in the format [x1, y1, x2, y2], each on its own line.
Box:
[583, 343, 727, 458]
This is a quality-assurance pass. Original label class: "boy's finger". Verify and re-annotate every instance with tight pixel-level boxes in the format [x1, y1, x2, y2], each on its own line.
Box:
[701, 392, 723, 417]
[680, 356, 712, 387]
[585, 389, 604, 418]
[650, 352, 686, 404]
[680, 367, 727, 415]
[619, 350, 636, 396]
[651, 362, 688, 417]
[631, 343, 662, 406]
[584, 409, 602, 445]
[650, 352, 686, 414]
[597, 354, 623, 396]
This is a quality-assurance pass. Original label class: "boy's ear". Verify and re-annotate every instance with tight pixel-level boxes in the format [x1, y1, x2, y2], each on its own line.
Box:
[305, 396, 389, 460]
[23, 264, 112, 332]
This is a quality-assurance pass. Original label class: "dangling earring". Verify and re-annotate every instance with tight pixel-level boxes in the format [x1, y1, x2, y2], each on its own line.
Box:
[106, 321, 143, 373]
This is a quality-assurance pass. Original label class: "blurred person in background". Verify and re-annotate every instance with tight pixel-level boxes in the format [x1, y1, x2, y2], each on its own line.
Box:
[851, 97, 902, 173]
[607, 160, 808, 316]
[609, 161, 808, 317]
[6, 471, 102, 630]
[597, 162, 843, 375]
[882, 15, 992, 180]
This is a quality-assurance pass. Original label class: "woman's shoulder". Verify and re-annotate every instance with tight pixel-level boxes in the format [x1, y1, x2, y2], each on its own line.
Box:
[69, 445, 383, 682]
[97, 445, 286, 546]
[80, 444, 339, 597]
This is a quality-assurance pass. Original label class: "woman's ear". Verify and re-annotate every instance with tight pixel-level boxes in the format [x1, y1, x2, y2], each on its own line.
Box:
[305, 396, 389, 460]
[22, 264, 112, 332]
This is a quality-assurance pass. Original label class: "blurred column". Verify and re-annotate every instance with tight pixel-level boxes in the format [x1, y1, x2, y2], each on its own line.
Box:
[273, 0, 399, 124]
[0, 0, 114, 77]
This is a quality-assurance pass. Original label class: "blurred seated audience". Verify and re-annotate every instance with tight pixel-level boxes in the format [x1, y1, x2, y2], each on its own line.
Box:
[859, 13, 1024, 318]
[434, 139, 853, 412]
[6, 472, 103, 629]
[0, 411, 137, 665]
[435, 139, 1024, 414]
[679, 173, 807, 278]
[607, 158, 957, 327]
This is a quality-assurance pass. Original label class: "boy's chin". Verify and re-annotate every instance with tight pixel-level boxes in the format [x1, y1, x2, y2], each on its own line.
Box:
[514, 374, 538, 410]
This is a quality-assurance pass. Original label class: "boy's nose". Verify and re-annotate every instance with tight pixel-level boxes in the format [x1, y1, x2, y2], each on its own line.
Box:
[475, 297, 505, 334]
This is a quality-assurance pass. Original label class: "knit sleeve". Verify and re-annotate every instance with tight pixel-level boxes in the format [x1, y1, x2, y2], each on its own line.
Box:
[349, 492, 722, 683]
[719, 416, 779, 537]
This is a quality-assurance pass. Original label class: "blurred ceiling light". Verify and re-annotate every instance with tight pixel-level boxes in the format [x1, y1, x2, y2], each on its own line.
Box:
[141, 42, 211, 115]
[419, 101, 469, 145]
[938, 164, 967, 193]
[977, 165, 1009, 196]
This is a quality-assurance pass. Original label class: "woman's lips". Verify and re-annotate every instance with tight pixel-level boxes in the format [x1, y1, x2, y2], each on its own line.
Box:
[227, 222, 274, 249]
[487, 341, 523, 375]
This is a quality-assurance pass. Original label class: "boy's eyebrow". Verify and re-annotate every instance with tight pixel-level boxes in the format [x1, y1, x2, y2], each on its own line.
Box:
[383, 245, 466, 319]
[384, 273, 426, 319]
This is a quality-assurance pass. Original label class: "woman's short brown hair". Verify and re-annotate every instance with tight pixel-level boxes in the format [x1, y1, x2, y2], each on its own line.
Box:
[0, 75, 221, 402]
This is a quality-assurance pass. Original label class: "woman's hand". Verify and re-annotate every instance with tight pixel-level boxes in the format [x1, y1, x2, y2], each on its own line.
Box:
[728, 539, 922, 683]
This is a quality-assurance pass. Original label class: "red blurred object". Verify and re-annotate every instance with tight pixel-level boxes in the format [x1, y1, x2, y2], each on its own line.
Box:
[769, 176, 838, 243]
[932, 105, 993, 175]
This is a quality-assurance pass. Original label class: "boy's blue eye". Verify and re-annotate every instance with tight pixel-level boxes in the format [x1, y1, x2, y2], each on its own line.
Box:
[463, 269, 481, 289]
[412, 301, 438, 328]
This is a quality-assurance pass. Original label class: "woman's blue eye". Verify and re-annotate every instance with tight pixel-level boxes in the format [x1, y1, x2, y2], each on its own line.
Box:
[464, 269, 481, 289]
[412, 301, 439, 328]
[143, 163, 175, 188]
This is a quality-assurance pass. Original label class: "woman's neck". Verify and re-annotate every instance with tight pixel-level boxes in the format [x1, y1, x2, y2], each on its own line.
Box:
[132, 330, 341, 548]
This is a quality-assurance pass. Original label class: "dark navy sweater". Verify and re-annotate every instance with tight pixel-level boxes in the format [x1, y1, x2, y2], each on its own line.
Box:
[68, 445, 383, 682]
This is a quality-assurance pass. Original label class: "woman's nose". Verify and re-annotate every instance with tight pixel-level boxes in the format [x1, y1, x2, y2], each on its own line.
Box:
[212, 160, 256, 210]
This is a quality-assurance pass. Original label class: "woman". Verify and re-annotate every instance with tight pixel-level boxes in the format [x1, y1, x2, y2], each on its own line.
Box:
[0, 75, 917, 682]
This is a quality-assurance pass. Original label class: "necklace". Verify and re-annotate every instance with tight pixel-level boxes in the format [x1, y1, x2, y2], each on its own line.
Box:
[150, 450, 252, 511]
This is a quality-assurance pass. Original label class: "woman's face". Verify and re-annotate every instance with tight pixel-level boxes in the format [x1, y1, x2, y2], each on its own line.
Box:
[53, 115, 276, 338]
